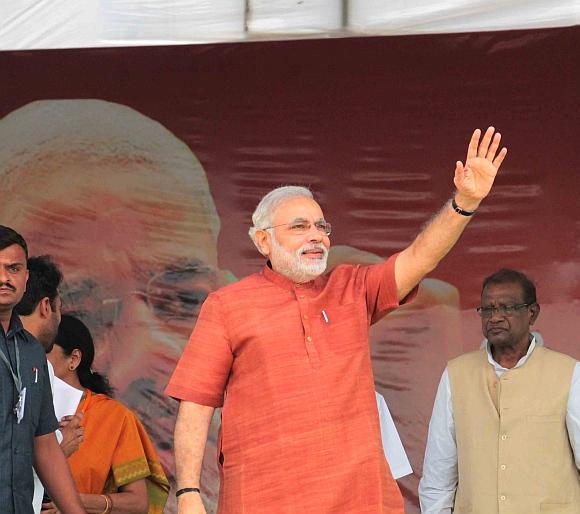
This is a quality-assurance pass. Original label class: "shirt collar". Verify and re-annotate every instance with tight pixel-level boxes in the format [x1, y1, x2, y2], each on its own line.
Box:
[1, 312, 25, 340]
[485, 335, 536, 373]
[261, 261, 327, 292]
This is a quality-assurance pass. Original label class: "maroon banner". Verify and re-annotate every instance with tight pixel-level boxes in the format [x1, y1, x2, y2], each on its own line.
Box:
[1, 26, 578, 512]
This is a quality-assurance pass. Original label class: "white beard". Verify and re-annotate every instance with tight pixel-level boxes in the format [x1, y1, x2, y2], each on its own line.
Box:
[270, 235, 328, 283]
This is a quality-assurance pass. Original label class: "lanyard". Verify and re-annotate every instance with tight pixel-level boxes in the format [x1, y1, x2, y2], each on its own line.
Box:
[0, 335, 22, 394]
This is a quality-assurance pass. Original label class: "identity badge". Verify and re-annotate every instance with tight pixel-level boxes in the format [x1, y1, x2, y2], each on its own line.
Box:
[14, 387, 26, 424]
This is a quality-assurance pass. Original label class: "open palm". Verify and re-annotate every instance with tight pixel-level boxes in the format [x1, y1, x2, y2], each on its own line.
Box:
[454, 127, 507, 202]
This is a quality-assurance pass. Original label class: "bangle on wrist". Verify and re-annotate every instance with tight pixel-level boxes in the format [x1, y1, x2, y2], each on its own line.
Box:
[176, 487, 201, 497]
[99, 494, 112, 514]
[451, 197, 476, 217]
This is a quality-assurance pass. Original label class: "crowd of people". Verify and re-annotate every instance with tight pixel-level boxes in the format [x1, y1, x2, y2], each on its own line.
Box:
[0, 122, 578, 514]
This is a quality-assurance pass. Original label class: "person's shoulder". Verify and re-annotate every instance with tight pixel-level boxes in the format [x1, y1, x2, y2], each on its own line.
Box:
[326, 257, 399, 282]
[212, 270, 270, 297]
[327, 263, 359, 276]
[324, 263, 363, 285]
[536, 346, 578, 367]
[19, 328, 46, 356]
[448, 348, 486, 368]
[91, 393, 130, 414]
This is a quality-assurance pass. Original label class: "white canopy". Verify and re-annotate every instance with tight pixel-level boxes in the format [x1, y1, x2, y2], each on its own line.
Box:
[1, 0, 578, 50]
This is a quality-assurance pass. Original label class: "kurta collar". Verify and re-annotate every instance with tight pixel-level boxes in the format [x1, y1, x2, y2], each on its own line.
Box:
[261, 261, 327, 292]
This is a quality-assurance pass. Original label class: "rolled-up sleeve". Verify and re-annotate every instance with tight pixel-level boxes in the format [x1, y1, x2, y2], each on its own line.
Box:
[165, 293, 234, 407]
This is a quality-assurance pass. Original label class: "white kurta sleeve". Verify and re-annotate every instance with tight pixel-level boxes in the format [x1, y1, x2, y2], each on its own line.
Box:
[418, 368, 457, 514]
[375, 392, 413, 479]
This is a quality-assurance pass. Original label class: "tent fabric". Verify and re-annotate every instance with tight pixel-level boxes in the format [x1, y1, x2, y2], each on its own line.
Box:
[1, 0, 579, 50]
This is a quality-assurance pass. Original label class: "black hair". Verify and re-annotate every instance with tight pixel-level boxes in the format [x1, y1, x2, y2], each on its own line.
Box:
[481, 268, 537, 305]
[0, 225, 28, 259]
[15, 255, 62, 315]
[55, 313, 114, 397]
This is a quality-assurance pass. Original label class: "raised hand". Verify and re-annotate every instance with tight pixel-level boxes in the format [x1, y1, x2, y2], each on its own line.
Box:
[454, 126, 507, 210]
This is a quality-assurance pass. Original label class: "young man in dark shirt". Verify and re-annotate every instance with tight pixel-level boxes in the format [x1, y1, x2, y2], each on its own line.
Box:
[0, 225, 85, 514]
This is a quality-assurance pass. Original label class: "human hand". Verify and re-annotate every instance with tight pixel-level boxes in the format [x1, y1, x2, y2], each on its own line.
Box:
[454, 126, 507, 211]
[59, 412, 84, 457]
[40, 500, 59, 514]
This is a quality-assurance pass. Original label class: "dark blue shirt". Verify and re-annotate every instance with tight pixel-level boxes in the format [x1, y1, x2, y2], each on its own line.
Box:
[0, 312, 58, 514]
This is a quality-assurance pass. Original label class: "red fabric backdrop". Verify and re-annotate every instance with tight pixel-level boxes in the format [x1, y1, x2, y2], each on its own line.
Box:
[1, 26, 578, 512]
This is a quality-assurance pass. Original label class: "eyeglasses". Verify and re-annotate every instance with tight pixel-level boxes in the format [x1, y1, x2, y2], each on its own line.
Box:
[262, 220, 332, 236]
[141, 265, 217, 324]
[60, 262, 218, 334]
[476, 303, 531, 318]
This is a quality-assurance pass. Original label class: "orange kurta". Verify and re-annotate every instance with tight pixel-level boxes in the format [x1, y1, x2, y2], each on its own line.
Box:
[69, 390, 170, 514]
[166, 255, 412, 513]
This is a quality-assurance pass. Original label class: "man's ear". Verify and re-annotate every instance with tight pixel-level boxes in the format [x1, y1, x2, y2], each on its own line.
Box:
[254, 230, 271, 257]
[37, 297, 51, 319]
[529, 303, 540, 325]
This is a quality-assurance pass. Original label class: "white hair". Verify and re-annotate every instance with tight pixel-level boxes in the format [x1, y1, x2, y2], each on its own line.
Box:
[248, 185, 313, 253]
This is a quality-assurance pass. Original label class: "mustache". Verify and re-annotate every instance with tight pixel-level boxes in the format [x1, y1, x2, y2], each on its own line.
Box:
[0, 282, 16, 291]
[299, 243, 328, 256]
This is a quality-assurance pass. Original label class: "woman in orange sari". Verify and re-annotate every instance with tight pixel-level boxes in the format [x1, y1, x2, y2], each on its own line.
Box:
[45, 314, 169, 514]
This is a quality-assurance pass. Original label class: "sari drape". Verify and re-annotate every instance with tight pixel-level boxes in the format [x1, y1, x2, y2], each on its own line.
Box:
[69, 389, 170, 514]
